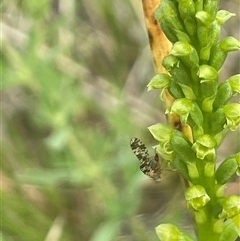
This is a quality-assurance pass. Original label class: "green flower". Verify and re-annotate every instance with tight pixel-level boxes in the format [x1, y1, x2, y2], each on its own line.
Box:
[224, 103, 240, 131]
[219, 195, 240, 219]
[192, 134, 217, 160]
[185, 185, 210, 210]
[156, 223, 193, 241]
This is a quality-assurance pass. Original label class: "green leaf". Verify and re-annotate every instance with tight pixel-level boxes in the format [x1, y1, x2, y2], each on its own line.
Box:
[216, 156, 238, 184]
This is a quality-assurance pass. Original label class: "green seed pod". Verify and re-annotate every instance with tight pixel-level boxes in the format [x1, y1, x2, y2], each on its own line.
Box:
[213, 81, 233, 110]
[216, 155, 238, 185]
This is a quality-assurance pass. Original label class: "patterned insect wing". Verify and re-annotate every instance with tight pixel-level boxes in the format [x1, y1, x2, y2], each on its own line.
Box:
[130, 137, 161, 181]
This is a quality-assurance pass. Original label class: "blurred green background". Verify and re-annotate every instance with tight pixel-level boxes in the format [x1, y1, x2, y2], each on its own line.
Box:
[1, 0, 239, 241]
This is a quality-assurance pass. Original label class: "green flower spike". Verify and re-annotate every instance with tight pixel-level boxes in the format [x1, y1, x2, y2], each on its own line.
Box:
[185, 185, 210, 210]
[192, 134, 217, 160]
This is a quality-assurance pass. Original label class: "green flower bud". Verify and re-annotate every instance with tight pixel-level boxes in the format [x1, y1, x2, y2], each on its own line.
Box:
[213, 81, 233, 110]
[195, 11, 213, 25]
[171, 42, 199, 68]
[155, 0, 188, 43]
[196, 14, 220, 60]
[162, 55, 179, 71]
[216, 155, 238, 185]
[229, 74, 240, 94]
[219, 36, 240, 52]
[223, 103, 240, 131]
[176, 0, 196, 37]
[185, 185, 210, 210]
[176, 0, 195, 18]
[192, 134, 217, 160]
[198, 65, 218, 82]
[219, 195, 240, 219]
[156, 223, 194, 241]
[216, 10, 236, 25]
[147, 74, 171, 91]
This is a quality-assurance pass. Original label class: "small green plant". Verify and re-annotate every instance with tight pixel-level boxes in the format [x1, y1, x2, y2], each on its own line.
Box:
[146, 0, 240, 240]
